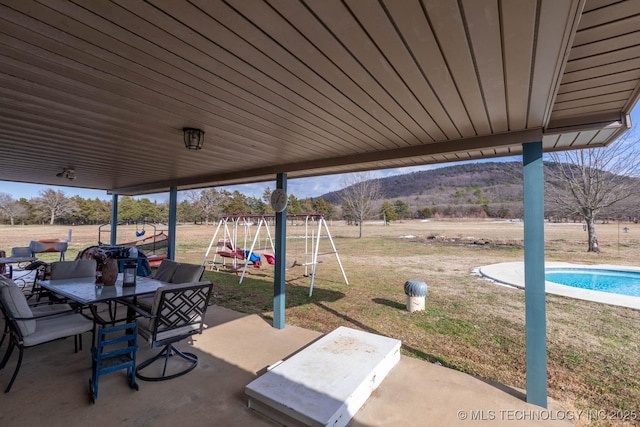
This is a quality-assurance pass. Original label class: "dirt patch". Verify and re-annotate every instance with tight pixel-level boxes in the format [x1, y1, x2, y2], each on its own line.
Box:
[410, 234, 523, 247]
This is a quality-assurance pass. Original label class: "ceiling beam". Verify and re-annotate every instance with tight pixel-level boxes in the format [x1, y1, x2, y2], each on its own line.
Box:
[113, 129, 543, 195]
[544, 112, 628, 134]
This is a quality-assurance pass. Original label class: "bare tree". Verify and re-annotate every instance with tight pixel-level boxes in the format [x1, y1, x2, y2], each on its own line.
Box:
[32, 189, 78, 225]
[262, 186, 274, 214]
[546, 134, 640, 252]
[340, 172, 384, 238]
[0, 192, 28, 225]
[187, 189, 222, 225]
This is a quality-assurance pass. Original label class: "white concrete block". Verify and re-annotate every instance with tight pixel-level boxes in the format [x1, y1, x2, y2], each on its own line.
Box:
[245, 326, 401, 427]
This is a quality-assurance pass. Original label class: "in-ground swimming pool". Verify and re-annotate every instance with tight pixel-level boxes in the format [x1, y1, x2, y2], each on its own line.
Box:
[545, 268, 640, 297]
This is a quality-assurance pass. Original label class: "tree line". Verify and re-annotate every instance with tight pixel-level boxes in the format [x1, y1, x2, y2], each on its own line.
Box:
[0, 181, 499, 230]
[0, 188, 337, 226]
[2, 134, 640, 252]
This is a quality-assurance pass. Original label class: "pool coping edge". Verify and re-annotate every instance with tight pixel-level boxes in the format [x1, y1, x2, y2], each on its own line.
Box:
[478, 262, 640, 310]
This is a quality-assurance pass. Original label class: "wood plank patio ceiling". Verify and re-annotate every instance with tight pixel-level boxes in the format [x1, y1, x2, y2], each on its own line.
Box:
[0, 0, 638, 195]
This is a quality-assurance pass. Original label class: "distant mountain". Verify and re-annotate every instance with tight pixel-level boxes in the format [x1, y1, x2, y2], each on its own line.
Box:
[322, 161, 523, 208]
[320, 160, 640, 219]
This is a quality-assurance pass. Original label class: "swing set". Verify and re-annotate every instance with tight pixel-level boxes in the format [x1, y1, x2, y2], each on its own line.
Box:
[202, 215, 276, 272]
[201, 214, 348, 296]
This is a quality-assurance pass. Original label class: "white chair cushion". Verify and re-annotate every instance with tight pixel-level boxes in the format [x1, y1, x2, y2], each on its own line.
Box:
[135, 295, 154, 312]
[134, 261, 201, 315]
[170, 263, 204, 284]
[1, 285, 36, 336]
[156, 324, 201, 342]
[23, 313, 94, 347]
[49, 259, 97, 280]
[0, 275, 18, 287]
[153, 259, 179, 282]
[137, 318, 200, 344]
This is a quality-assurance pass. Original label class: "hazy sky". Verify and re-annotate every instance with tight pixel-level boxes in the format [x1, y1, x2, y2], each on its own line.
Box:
[1, 107, 637, 203]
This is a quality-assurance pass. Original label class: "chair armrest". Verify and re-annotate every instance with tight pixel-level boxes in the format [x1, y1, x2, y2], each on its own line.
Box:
[27, 299, 67, 308]
[13, 308, 76, 320]
[116, 298, 156, 319]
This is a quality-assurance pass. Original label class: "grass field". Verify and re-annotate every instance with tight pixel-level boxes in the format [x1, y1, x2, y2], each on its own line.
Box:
[2, 219, 639, 426]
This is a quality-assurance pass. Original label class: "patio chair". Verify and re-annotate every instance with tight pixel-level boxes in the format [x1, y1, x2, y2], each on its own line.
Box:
[27, 259, 97, 302]
[49, 259, 97, 280]
[135, 262, 205, 311]
[152, 259, 179, 282]
[112, 258, 181, 319]
[11, 247, 32, 258]
[128, 281, 213, 381]
[169, 263, 205, 283]
[0, 282, 95, 393]
[0, 276, 74, 350]
[28, 239, 68, 261]
[0, 247, 34, 280]
[44, 259, 97, 303]
[23, 260, 50, 299]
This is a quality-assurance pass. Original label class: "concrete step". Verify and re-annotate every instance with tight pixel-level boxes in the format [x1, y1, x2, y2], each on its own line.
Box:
[245, 326, 401, 427]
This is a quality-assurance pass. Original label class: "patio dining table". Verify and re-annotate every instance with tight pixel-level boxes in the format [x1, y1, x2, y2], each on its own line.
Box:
[38, 274, 169, 325]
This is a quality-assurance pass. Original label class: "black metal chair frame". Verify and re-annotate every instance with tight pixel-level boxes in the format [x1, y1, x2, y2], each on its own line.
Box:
[23, 260, 50, 301]
[125, 281, 213, 382]
[0, 297, 94, 393]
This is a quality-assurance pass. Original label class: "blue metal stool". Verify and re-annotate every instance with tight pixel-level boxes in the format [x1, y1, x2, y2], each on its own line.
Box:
[90, 321, 139, 403]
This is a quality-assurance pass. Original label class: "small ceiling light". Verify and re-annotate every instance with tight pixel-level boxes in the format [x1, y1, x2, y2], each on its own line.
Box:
[56, 168, 76, 180]
[183, 127, 205, 150]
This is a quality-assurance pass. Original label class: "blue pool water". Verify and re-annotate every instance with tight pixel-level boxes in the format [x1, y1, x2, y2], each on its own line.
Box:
[545, 268, 640, 297]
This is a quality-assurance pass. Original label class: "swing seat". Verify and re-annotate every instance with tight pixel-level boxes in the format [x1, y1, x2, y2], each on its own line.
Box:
[244, 250, 261, 264]
[218, 249, 245, 260]
[216, 241, 234, 250]
[263, 253, 275, 265]
[135, 230, 146, 237]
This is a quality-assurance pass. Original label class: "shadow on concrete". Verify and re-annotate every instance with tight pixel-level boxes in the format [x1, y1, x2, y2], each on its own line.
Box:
[476, 376, 527, 401]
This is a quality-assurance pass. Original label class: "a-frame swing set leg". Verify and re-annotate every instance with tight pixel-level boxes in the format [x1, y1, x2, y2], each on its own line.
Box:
[308, 216, 349, 296]
[201, 217, 240, 271]
[201, 219, 224, 268]
[239, 218, 265, 284]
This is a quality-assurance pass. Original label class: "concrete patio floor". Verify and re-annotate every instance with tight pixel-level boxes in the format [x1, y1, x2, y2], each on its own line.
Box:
[0, 304, 573, 427]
